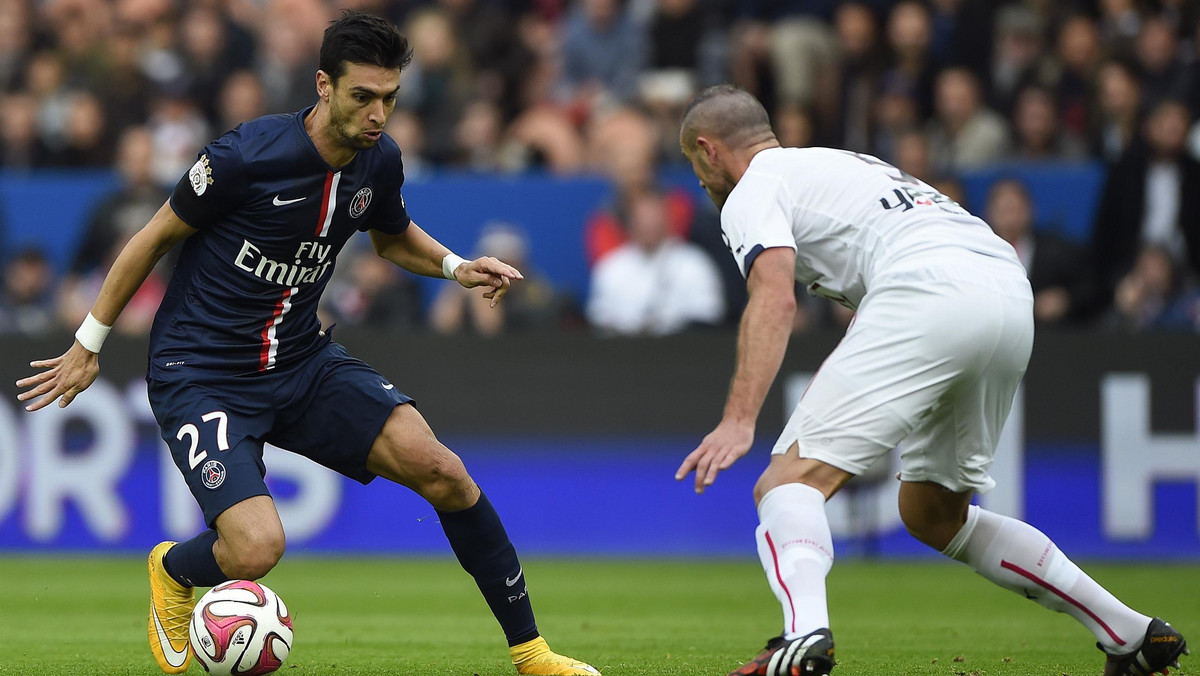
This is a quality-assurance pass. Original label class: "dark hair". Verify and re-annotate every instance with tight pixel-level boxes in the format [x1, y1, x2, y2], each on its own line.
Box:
[319, 11, 414, 84]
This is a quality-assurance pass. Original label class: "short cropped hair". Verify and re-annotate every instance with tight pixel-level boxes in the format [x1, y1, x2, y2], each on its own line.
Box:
[680, 84, 774, 150]
[319, 11, 414, 84]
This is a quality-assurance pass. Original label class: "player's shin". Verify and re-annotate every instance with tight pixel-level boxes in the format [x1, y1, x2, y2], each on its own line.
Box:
[437, 491, 539, 646]
[942, 506, 1152, 653]
[755, 484, 834, 640]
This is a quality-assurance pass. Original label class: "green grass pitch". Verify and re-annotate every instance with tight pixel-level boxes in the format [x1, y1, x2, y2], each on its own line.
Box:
[0, 556, 1196, 675]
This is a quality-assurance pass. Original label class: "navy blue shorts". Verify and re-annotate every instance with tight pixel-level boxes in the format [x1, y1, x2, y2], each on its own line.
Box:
[147, 341, 413, 526]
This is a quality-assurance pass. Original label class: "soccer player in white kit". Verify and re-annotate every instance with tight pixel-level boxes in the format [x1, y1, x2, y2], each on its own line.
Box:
[674, 85, 1189, 676]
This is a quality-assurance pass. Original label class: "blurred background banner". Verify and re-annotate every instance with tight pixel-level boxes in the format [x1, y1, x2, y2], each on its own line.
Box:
[1, 331, 1197, 558]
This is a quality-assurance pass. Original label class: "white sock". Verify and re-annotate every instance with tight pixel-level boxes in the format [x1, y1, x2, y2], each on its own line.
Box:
[755, 483, 833, 640]
[943, 505, 1151, 653]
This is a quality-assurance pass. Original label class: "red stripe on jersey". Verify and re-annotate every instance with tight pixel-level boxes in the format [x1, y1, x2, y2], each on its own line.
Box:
[315, 171, 341, 238]
[315, 171, 334, 237]
[259, 288, 296, 371]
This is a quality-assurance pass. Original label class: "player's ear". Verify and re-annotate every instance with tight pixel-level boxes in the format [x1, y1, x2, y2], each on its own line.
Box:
[315, 70, 332, 101]
[696, 136, 719, 164]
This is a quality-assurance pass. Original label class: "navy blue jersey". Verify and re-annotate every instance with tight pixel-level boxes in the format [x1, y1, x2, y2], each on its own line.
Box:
[152, 106, 411, 377]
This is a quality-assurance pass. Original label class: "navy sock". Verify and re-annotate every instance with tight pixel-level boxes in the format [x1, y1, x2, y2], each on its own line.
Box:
[162, 530, 230, 588]
[438, 492, 539, 647]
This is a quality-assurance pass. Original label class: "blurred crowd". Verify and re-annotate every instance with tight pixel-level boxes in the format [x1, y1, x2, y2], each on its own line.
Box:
[3, 0, 1200, 336]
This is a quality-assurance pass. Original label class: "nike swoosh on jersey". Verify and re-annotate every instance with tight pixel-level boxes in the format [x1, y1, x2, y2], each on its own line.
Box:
[382, 382, 395, 390]
[151, 605, 190, 668]
[272, 195, 307, 206]
[505, 567, 523, 586]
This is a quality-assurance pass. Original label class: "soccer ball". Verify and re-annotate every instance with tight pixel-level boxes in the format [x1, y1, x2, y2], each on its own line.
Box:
[189, 580, 293, 675]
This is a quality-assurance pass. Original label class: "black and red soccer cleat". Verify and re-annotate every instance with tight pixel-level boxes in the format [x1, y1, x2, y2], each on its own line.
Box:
[1102, 618, 1189, 676]
[728, 628, 836, 676]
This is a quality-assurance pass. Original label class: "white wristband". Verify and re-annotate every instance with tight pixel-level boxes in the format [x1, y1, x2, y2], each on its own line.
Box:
[442, 253, 468, 281]
[75, 312, 112, 354]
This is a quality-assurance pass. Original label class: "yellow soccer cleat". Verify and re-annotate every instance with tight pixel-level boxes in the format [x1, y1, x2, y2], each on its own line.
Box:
[511, 636, 601, 675]
[147, 541, 195, 674]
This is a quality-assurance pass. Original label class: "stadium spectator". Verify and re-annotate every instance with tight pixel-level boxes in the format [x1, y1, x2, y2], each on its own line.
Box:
[0, 92, 45, 169]
[881, 1, 937, 121]
[256, 18, 319, 114]
[0, 0, 31, 93]
[216, 70, 267, 135]
[583, 107, 693, 264]
[926, 0, 992, 74]
[831, 2, 884, 153]
[987, 4, 1050, 117]
[453, 99, 508, 171]
[321, 242, 425, 331]
[1008, 84, 1089, 161]
[774, 104, 814, 149]
[1108, 243, 1200, 332]
[558, 0, 648, 115]
[643, 0, 727, 96]
[383, 107, 431, 178]
[431, 222, 571, 335]
[1051, 14, 1102, 139]
[67, 127, 171, 278]
[926, 66, 1010, 173]
[870, 72, 921, 164]
[1092, 59, 1144, 161]
[146, 94, 210, 187]
[179, 6, 258, 128]
[40, 90, 113, 168]
[1092, 99, 1200, 301]
[1133, 15, 1191, 114]
[986, 177, 1093, 324]
[99, 24, 156, 136]
[0, 247, 56, 336]
[743, 0, 838, 123]
[1097, 0, 1142, 57]
[402, 8, 474, 164]
[586, 189, 724, 335]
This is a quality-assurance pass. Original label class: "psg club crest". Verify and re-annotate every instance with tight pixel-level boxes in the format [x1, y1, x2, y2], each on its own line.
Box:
[189, 155, 213, 196]
[349, 187, 372, 218]
[201, 460, 226, 490]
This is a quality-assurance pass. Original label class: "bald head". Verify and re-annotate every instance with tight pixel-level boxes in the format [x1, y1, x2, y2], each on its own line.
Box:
[680, 84, 776, 151]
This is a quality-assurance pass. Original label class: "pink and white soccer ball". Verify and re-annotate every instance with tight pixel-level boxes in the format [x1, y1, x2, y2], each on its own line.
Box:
[189, 580, 294, 676]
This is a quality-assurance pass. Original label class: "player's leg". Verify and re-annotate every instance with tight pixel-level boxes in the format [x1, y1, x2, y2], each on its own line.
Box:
[901, 285, 1188, 675]
[729, 451, 848, 676]
[146, 377, 277, 674]
[903, 482, 1187, 676]
[366, 403, 599, 675]
[269, 344, 597, 675]
[729, 281, 998, 676]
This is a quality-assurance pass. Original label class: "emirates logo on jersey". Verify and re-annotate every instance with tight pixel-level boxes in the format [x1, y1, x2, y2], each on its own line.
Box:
[349, 186, 372, 218]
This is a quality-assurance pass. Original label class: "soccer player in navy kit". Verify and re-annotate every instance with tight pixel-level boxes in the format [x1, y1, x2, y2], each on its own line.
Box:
[16, 12, 599, 676]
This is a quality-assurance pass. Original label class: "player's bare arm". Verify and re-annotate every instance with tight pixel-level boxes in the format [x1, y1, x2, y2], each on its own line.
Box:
[16, 201, 196, 412]
[676, 246, 797, 493]
[370, 222, 524, 307]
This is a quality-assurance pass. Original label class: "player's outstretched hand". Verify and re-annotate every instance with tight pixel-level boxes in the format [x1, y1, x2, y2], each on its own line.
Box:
[15, 341, 100, 412]
[455, 256, 524, 308]
[676, 418, 755, 494]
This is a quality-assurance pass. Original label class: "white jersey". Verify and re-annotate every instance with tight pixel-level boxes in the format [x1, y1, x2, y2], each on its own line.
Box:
[720, 147, 1023, 309]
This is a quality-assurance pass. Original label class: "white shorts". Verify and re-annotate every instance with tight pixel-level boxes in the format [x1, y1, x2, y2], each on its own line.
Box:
[774, 262, 1034, 493]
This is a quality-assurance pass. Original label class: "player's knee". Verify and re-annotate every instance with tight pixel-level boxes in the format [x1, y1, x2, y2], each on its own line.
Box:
[222, 533, 285, 580]
[414, 453, 475, 511]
